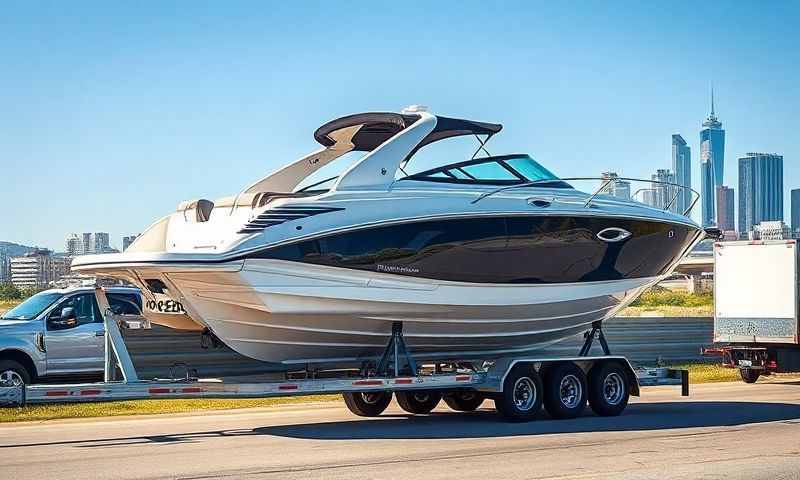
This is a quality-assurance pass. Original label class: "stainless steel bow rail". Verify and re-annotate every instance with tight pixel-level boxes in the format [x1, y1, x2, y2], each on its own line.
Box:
[473, 176, 701, 217]
[0, 287, 689, 422]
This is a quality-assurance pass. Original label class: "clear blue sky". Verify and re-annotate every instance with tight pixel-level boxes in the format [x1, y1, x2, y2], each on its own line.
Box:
[1, 1, 798, 250]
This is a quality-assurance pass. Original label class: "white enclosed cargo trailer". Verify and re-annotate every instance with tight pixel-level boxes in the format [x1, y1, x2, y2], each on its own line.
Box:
[1, 287, 688, 422]
[711, 240, 800, 382]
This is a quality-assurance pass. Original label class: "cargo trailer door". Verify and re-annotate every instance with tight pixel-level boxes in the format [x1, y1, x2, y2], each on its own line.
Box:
[714, 241, 799, 344]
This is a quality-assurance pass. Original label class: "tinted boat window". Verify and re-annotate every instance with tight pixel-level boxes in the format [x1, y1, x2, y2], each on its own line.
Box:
[460, 162, 519, 181]
[503, 156, 559, 183]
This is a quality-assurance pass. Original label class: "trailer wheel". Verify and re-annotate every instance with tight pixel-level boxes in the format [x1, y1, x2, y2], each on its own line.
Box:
[588, 362, 629, 416]
[543, 362, 587, 419]
[396, 390, 442, 414]
[443, 391, 485, 412]
[494, 364, 543, 422]
[740, 368, 760, 384]
[0, 360, 30, 388]
[342, 391, 392, 417]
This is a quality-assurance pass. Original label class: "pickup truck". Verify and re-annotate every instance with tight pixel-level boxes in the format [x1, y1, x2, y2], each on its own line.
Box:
[0, 286, 142, 387]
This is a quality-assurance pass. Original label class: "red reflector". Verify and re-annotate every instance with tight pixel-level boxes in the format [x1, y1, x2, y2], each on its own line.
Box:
[352, 380, 383, 386]
[181, 387, 203, 394]
[80, 389, 102, 396]
[767, 360, 778, 370]
[148, 388, 172, 394]
[455, 375, 471, 381]
[45, 390, 69, 397]
[278, 384, 299, 391]
[394, 378, 413, 384]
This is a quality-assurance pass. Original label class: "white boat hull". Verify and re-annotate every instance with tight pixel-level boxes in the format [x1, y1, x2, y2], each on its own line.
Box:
[147, 259, 658, 365]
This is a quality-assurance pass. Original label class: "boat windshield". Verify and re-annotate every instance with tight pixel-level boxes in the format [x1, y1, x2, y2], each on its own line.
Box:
[402, 154, 571, 187]
[1, 292, 62, 320]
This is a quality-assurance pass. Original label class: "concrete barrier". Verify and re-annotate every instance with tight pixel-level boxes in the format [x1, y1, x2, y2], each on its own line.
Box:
[123, 316, 715, 379]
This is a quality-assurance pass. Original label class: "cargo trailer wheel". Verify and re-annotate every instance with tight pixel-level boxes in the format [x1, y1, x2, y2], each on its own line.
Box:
[494, 364, 543, 422]
[396, 390, 442, 414]
[0, 360, 30, 388]
[342, 391, 392, 417]
[543, 362, 587, 419]
[740, 368, 760, 384]
[588, 362, 629, 416]
[443, 391, 485, 412]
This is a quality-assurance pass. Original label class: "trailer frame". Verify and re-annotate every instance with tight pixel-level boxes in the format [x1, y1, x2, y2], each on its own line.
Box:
[1, 287, 689, 421]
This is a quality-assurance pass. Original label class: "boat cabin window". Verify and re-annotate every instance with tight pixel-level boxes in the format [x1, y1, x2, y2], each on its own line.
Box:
[403, 154, 569, 187]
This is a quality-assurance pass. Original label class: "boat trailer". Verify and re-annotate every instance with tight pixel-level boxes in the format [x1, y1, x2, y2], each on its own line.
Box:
[0, 287, 689, 421]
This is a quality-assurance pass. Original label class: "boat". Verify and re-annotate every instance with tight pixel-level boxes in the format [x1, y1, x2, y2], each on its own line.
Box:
[72, 106, 706, 365]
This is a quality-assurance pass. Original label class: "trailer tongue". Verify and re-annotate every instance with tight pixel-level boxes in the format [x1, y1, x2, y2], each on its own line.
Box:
[1, 287, 688, 422]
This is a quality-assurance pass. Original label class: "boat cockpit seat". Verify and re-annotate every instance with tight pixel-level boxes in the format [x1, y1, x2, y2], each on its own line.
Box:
[178, 199, 215, 222]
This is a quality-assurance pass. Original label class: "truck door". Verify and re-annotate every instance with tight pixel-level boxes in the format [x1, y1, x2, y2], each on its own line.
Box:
[44, 293, 105, 374]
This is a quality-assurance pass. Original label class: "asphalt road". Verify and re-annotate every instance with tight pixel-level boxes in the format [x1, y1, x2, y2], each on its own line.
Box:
[2, 379, 800, 480]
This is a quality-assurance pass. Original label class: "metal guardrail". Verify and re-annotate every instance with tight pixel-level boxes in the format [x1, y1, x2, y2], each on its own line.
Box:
[119, 317, 714, 380]
[537, 316, 714, 364]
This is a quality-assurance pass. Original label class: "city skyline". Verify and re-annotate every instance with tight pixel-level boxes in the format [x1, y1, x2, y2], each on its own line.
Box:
[1, 3, 798, 249]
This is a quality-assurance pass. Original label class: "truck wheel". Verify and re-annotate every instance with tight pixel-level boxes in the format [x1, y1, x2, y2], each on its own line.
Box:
[342, 391, 392, 417]
[543, 362, 588, 419]
[588, 362, 629, 416]
[396, 390, 442, 414]
[443, 391, 485, 412]
[740, 368, 760, 384]
[494, 364, 543, 422]
[0, 360, 31, 387]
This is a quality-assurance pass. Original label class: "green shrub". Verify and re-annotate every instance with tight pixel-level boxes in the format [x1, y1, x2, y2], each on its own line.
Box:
[631, 289, 713, 308]
[0, 283, 22, 300]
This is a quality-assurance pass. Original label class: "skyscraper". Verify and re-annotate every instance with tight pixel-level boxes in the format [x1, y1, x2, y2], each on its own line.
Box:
[81, 233, 92, 254]
[738, 153, 783, 236]
[643, 169, 676, 210]
[599, 172, 631, 200]
[792, 189, 800, 236]
[93, 232, 110, 253]
[122, 234, 140, 251]
[65, 234, 83, 256]
[671, 134, 691, 215]
[700, 89, 725, 227]
[715, 186, 735, 232]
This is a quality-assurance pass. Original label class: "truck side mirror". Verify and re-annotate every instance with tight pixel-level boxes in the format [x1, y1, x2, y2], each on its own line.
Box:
[49, 307, 77, 330]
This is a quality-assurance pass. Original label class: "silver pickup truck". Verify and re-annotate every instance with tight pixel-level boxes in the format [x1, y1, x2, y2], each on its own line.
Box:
[0, 286, 142, 387]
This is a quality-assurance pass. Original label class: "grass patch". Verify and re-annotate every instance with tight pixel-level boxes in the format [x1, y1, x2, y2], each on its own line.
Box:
[670, 362, 741, 384]
[620, 305, 713, 317]
[632, 289, 713, 308]
[0, 394, 341, 423]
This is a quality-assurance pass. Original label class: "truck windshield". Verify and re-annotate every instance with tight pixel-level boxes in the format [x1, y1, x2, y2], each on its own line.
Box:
[2, 292, 63, 320]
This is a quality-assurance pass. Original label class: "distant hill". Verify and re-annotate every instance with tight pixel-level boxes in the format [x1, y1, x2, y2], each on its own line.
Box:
[0, 241, 37, 257]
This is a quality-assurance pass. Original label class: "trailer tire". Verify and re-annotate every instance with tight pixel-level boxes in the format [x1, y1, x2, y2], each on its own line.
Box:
[443, 391, 485, 412]
[740, 368, 760, 384]
[494, 364, 543, 422]
[543, 362, 587, 419]
[395, 390, 442, 414]
[588, 362, 629, 417]
[0, 360, 30, 388]
[342, 391, 392, 417]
